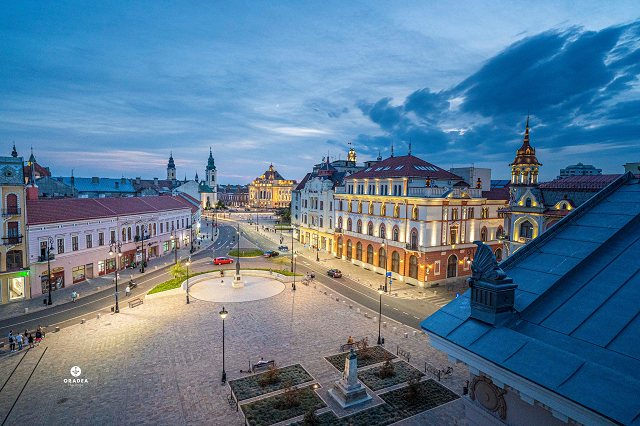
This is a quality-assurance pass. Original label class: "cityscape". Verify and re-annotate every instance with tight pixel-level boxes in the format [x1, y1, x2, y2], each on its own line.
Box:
[1, 2, 639, 426]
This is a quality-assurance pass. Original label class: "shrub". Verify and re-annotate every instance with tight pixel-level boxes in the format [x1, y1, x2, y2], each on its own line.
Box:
[258, 363, 281, 387]
[376, 353, 396, 379]
[359, 338, 371, 360]
[300, 407, 321, 426]
[404, 372, 424, 404]
[275, 380, 301, 410]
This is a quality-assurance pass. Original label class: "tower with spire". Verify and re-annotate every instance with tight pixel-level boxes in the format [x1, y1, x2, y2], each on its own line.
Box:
[509, 116, 542, 186]
[205, 147, 217, 188]
[28, 147, 36, 166]
[347, 143, 357, 163]
[11, 143, 18, 158]
[167, 152, 176, 180]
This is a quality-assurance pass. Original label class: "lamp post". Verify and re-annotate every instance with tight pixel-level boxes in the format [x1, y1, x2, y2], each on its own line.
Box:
[293, 253, 297, 290]
[236, 224, 240, 268]
[109, 241, 123, 313]
[256, 213, 259, 232]
[45, 236, 54, 305]
[141, 228, 148, 273]
[316, 228, 320, 262]
[377, 286, 384, 345]
[382, 237, 389, 292]
[185, 255, 191, 304]
[220, 306, 228, 383]
[291, 227, 294, 272]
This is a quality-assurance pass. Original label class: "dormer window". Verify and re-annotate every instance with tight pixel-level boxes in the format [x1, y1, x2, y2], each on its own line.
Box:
[525, 198, 532, 207]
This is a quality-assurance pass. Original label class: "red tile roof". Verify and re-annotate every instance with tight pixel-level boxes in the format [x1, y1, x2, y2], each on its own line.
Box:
[539, 174, 620, 190]
[347, 155, 462, 180]
[27, 195, 193, 225]
[482, 184, 511, 201]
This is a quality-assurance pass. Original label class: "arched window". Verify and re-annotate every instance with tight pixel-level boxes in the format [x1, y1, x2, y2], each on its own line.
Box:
[348, 201, 352, 212]
[368, 222, 374, 236]
[381, 204, 386, 216]
[379, 247, 386, 268]
[346, 240, 352, 260]
[358, 201, 362, 213]
[394, 204, 400, 218]
[337, 237, 343, 257]
[136, 225, 140, 239]
[367, 244, 374, 264]
[525, 198, 532, 207]
[356, 242, 362, 261]
[481, 227, 488, 242]
[6, 194, 18, 214]
[347, 219, 352, 231]
[496, 226, 504, 238]
[368, 203, 374, 215]
[122, 228, 126, 241]
[411, 231, 418, 250]
[127, 227, 132, 241]
[520, 220, 534, 239]
[379, 224, 386, 239]
[393, 228, 399, 242]
[391, 251, 400, 273]
[338, 217, 343, 229]
[357, 220, 362, 233]
[447, 255, 458, 278]
[412, 206, 418, 220]
[409, 255, 418, 279]
[495, 248, 503, 262]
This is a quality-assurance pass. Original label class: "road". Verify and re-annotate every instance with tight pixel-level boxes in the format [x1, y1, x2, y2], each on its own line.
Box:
[0, 221, 438, 339]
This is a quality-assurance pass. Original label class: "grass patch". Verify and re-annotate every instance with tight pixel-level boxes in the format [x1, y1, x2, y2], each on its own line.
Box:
[325, 346, 396, 372]
[147, 270, 217, 294]
[358, 361, 424, 391]
[242, 385, 325, 426]
[230, 364, 313, 401]
[229, 249, 264, 257]
[290, 380, 459, 426]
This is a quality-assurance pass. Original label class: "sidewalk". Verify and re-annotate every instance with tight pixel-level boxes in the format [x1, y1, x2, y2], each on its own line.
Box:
[236, 218, 466, 304]
[0, 223, 219, 322]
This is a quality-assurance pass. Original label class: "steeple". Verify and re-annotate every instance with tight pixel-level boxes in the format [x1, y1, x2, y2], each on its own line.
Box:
[205, 148, 217, 187]
[509, 115, 542, 185]
[207, 147, 216, 170]
[167, 152, 176, 180]
[28, 147, 36, 165]
[377, 150, 382, 161]
[408, 139, 412, 155]
[11, 142, 17, 158]
[195, 171, 199, 183]
[391, 141, 394, 158]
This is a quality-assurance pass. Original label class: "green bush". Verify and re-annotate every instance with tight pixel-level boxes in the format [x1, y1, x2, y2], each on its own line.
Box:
[229, 249, 264, 257]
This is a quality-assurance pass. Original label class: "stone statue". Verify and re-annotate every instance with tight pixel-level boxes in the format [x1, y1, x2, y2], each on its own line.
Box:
[469, 241, 507, 283]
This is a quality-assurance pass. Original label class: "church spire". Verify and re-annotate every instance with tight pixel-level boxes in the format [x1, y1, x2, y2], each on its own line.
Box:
[28, 146, 36, 165]
[11, 142, 17, 158]
[408, 139, 412, 155]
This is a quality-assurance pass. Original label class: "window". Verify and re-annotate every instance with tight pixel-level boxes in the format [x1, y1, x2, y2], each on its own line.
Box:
[368, 222, 373, 236]
[329, 202, 333, 211]
[337, 237, 343, 257]
[409, 255, 418, 279]
[411, 231, 418, 250]
[356, 242, 362, 261]
[98, 260, 105, 274]
[481, 227, 488, 242]
[7, 221, 19, 243]
[72, 236, 79, 251]
[338, 217, 342, 229]
[451, 209, 458, 221]
[320, 201, 323, 210]
[153, 223, 157, 235]
[57, 238, 65, 254]
[481, 207, 489, 219]
[367, 244, 374, 264]
[450, 228, 458, 244]
[346, 240, 352, 260]
[127, 227, 132, 241]
[347, 219, 352, 231]
[379, 224, 386, 239]
[357, 220, 362, 233]
[468, 207, 475, 219]
[329, 218, 332, 228]
[122, 228, 126, 241]
[160, 223, 164, 233]
[86, 234, 93, 249]
[6, 250, 23, 270]
[379, 247, 386, 268]
[111, 230, 116, 244]
[393, 228, 399, 241]
[447, 255, 458, 278]
[391, 251, 400, 273]
[72, 265, 86, 283]
[348, 201, 352, 212]
[165, 222, 169, 233]
[496, 226, 504, 239]
[99, 232, 104, 246]
[434, 260, 441, 276]
[495, 248, 503, 262]
[319, 217, 323, 227]
[164, 241, 169, 252]
[8, 276, 25, 300]
[525, 198, 532, 207]
[412, 206, 419, 220]
[520, 220, 534, 239]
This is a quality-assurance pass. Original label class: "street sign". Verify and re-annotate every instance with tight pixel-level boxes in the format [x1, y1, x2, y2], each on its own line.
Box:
[456, 293, 460, 298]
[389, 280, 392, 285]
[385, 272, 391, 278]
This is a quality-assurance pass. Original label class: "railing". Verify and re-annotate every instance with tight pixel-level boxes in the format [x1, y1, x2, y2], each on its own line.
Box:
[2, 236, 23, 245]
[334, 227, 343, 233]
[425, 362, 453, 381]
[518, 237, 532, 243]
[37, 254, 55, 263]
[1, 208, 20, 217]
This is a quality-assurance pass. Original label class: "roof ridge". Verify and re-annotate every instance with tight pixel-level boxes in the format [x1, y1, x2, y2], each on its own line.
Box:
[92, 198, 118, 216]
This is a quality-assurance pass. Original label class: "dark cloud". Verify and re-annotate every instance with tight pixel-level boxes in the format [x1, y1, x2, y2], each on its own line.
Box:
[357, 98, 404, 131]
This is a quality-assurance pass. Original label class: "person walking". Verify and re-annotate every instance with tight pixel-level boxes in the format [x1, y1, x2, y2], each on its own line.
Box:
[35, 329, 42, 346]
[125, 285, 131, 297]
[72, 290, 77, 302]
[9, 333, 15, 352]
[28, 333, 34, 348]
[16, 333, 23, 350]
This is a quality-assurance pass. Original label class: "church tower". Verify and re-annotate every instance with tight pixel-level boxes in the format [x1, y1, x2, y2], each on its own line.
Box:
[347, 143, 357, 163]
[205, 147, 217, 188]
[509, 117, 542, 185]
[167, 152, 176, 180]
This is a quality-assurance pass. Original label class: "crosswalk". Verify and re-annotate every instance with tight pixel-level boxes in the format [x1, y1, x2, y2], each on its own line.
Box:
[421, 294, 451, 307]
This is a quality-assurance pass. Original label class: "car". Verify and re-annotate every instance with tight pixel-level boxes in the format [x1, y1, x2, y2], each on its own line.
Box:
[278, 245, 289, 251]
[327, 269, 342, 278]
[213, 257, 234, 265]
[263, 251, 279, 258]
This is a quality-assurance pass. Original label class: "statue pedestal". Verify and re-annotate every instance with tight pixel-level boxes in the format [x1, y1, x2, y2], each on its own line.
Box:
[232, 273, 244, 288]
[328, 349, 371, 408]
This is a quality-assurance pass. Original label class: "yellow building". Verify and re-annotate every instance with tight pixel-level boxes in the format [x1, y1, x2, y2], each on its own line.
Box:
[1, 154, 30, 304]
[249, 164, 296, 209]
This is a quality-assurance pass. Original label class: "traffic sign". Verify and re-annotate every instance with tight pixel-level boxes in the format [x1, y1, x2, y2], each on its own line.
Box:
[385, 272, 391, 278]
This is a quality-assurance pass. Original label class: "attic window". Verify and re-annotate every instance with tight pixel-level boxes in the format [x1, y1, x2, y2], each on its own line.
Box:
[375, 167, 383, 171]
[414, 165, 421, 170]
[364, 168, 372, 172]
[395, 165, 404, 170]
[383, 167, 391, 170]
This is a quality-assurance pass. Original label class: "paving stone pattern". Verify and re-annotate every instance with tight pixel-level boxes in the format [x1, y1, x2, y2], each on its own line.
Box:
[0, 266, 467, 426]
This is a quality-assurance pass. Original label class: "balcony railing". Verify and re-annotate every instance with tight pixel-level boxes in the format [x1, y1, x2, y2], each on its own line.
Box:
[518, 237, 532, 243]
[37, 254, 55, 263]
[2, 235, 23, 245]
[2, 208, 20, 217]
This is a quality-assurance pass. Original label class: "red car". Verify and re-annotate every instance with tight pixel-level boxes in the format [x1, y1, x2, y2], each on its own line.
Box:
[214, 257, 234, 265]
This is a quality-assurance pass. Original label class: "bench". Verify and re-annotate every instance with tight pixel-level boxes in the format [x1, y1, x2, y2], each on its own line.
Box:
[128, 298, 143, 308]
[252, 360, 275, 374]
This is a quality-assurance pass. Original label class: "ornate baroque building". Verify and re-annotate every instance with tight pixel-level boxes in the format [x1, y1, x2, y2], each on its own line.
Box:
[249, 164, 296, 209]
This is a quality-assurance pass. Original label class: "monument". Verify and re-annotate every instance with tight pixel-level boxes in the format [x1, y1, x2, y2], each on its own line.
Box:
[232, 258, 244, 288]
[328, 348, 372, 408]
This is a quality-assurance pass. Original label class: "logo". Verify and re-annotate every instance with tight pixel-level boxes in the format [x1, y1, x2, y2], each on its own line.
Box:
[64, 365, 88, 386]
[70, 366, 81, 377]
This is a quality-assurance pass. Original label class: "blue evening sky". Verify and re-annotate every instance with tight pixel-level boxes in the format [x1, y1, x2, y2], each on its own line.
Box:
[1, 1, 639, 184]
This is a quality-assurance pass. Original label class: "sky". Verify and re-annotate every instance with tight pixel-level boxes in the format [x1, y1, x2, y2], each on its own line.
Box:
[1, 1, 639, 184]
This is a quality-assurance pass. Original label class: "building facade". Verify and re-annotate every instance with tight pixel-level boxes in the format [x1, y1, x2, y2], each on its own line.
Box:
[333, 154, 508, 287]
[218, 185, 249, 207]
[249, 164, 296, 209]
[557, 162, 602, 179]
[0, 156, 30, 304]
[26, 195, 195, 296]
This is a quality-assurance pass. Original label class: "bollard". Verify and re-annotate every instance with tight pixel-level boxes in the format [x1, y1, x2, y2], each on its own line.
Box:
[393, 327, 397, 333]
[413, 331, 417, 337]
[330, 294, 333, 298]
[336, 298, 339, 302]
[342, 300, 345, 304]
[373, 316, 377, 322]
[404, 332, 408, 338]
[24, 308, 28, 314]
[55, 326, 60, 332]
[97, 313, 101, 319]
[349, 304, 353, 309]
[383, 321, 387, 328]
[357, 308, 360, 313]
[81, 319, 85, 324]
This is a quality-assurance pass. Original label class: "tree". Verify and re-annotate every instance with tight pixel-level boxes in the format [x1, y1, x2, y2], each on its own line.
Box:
[301, 408, 321, 426]
[258, 363, 281, 387]
[377, 352, 396, 379]
[404, 372, 424, 404]
[215, 200, 227, 210]
[276, 202, 291, 224]
[169, 261, 187, 285]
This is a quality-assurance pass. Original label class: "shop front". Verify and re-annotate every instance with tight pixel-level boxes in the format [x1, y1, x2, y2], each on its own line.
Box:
[41, 267, 65, 293]
[121, 249, 137, 269]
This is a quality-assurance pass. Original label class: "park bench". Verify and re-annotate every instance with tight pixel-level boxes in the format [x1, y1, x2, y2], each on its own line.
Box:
[128, 298, 144, 308]
[252, 360, 275, 373]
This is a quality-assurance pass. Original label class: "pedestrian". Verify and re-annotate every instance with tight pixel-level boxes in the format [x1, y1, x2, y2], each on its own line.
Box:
[28, 333, 34, 348]
[35, 330, 42, 346]
[16, 333, 23, 350]
[125, 285, 131, 297]
[9, 333, 15, 352]
[269, 268, 272, 275]
[72, 290, 77, 302]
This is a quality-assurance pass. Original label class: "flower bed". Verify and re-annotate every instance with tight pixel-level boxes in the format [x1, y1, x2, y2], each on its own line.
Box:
[242, 385, 326, 426]
[358, 361, 424, 391]
[379, 378, 459, 413]
[148, 270, 218, 294]
[230, 364, 313, 401]
[325, 346, 396, 372]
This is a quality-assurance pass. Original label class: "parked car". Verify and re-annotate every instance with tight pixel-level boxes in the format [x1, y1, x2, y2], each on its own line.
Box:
[264, 251, 279, 258]
[327, 269, 342, 278]
[278, 245, 289, 251]
[214, 257, 234, 265]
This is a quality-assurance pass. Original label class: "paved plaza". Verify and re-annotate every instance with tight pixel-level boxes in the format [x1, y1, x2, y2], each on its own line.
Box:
[0, 264, 467, 426]
[188, 272, 286, 303]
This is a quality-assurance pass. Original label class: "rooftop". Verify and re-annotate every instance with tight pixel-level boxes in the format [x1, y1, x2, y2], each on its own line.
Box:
[539, 174, 621, 190]
[346, 155, 461, 180]
[56, 177, 136, 193]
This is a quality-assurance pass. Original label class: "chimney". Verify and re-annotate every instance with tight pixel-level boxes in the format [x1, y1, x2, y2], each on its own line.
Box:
[121, 177, 126, 184]
[154, 177, 159, 185]
[468, 242, 517, 325]
[136, 177, 141, 184]
[115, 181, 119, 189]
[92, 177, 99, 184]
[26, 183, 39, 200]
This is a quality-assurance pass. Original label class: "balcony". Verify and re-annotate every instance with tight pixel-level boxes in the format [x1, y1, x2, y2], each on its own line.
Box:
[2, 208, 20, 217]
[2, 235, 23, 245]
[37, 254, 55, 263]
[518, 237, 532, 243]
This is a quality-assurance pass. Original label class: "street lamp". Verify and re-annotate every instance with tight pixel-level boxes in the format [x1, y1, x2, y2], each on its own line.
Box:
[220, 306, 228, 383]
[316, 229, 320, 262]
[293, 253, 297, 290]
[109, 241, 123, 313]
[377, 286, 384, 345]
[185, 255, 191, 304]
[382, 237, 389, 292]
[44, 236, 54, 305]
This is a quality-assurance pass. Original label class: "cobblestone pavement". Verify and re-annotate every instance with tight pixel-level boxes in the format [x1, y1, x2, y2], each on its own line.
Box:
[0, 268, 467, 426]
